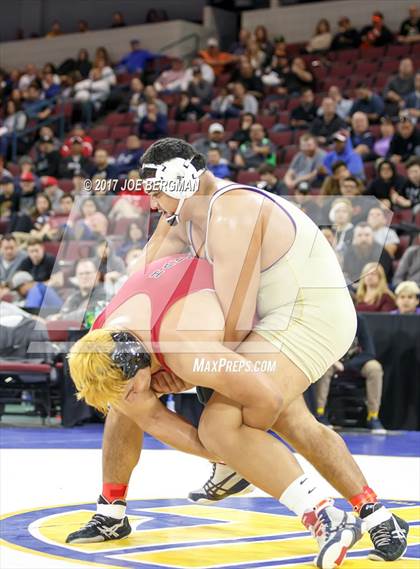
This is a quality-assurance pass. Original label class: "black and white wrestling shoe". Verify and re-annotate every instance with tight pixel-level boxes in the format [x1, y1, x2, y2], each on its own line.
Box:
[360, 503, 409, 561]
[66, 495, 131, 543]
[188, 462, 254, 504]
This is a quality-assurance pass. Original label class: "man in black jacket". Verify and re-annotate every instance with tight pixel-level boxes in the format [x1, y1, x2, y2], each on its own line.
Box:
[17, 237, 56, 283]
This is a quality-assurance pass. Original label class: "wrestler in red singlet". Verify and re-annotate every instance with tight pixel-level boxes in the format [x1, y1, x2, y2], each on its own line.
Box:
[92, 254, 214, 371]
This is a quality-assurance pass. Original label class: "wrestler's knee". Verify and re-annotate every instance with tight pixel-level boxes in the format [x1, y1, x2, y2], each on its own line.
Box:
[198, 409, 237, 455]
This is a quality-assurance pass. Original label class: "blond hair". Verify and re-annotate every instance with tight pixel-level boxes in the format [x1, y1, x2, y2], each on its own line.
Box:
[356, 262, 395, 305]
[395, 280, 420, 297]
[68, 329, 127, 415]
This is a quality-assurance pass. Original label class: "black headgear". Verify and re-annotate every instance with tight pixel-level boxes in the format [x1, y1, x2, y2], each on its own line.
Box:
[110, 331, 151, 379]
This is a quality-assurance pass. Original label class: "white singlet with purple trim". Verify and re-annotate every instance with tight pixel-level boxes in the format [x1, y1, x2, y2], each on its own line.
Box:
[189, 179, 357, 383]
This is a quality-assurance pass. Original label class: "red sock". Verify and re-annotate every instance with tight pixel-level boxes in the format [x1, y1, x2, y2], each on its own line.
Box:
[102, 483, 128, 502]
[349, 485, 378, 513]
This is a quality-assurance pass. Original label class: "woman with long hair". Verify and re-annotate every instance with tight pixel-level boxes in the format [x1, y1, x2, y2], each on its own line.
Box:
[356, 262, 396, 312]
[367, 159, 406, 209]
[306, 18, 332, 53]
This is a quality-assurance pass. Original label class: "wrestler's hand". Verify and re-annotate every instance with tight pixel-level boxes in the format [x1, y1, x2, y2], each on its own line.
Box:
[151, 371, 192, 394]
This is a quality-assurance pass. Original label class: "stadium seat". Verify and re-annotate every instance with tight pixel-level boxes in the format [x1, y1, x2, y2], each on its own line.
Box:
[111, 217, 139, 235]
[225, 118, 240, 132]
[336, 49, 358, 63]
[43, 242, 61, 256]
[46, 321, 81, 342]
[393, 209, 413, 225]
[386, 44, 411, 58]
[176, 122, 200, 138]
[396, 235, 411, 259]
[283, 145, 298, 164]
[96, 140, 115, 154]
[355, 62, 378, 75]
[361, 46, 386, 59]
[237, 170, 260, 185]
[110, 126, 131, 141]
[104, 113, 125, 127]
[0, 361, 60, 423]
[57, 179, 73, 193]
[381, 59, 400, 74]
[270, 131, 294, 147]
[89, 126, 109, 141]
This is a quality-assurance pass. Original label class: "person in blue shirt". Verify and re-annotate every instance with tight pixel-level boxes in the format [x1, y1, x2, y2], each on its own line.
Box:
[114, 135, 143, 177]
[117, 40, 157, 74]
[10, 271, 63, 310]
[206, 148, 231, 178]
[324, 132, 365, 179]
[350, 83, 384, 123]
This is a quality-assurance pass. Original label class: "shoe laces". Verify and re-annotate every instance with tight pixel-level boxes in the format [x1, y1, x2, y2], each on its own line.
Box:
[203, 463, 217, 493]
[370, 522, 392, 548]
[313, 508, 333, 540]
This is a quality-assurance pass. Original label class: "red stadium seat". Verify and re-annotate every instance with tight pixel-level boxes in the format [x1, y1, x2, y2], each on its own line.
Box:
[111, 217, 139, 235]
[283, 145, 298, 164]
[336, 49, 358, 63]
[6, 162, 19, 176]
[393, 209, 413, 225]
[257, 115, 276, 129]
[43, 242, 61, 256]
[237, 170, 260, 185]
[110, 126, 131, 141]
[176, 122, 200, 138]
[188, 133, 203, 144]
[57, 179, 74, 193]
[381, 59, 400, 74]
[396, 235, 411, 259]
[355, 62, 378, 75]
[360, 46, 386, 59]
[270, 131, 294, 147]
[119, 112, 136, 125]
[104, 113, 125, 127]
[167, 120, 177, 136]
[89, 126, 109, 141]
[225, 118, 240, 132]
[96, 140, 115, 154]
[46, 320, 81, 342]
[386, 45, 411, 58]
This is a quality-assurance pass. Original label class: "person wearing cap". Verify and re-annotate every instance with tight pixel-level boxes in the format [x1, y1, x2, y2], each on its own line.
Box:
[331, 16, 360, 50]
[234, 123, 276, 170]
[10, 270, 62, 310]
[61, 124, 93, 158]
[198, 37, 237, 76]
[34, 135, 61, 177]
[18, 171, 39, 215]
[0, 234, 27, 284]
[387, 114, 420, 163]
[360, 11, 394, 48]
[310, 97, 347, 146]
[59, 136, 93, 178]
[117, 39, 158, 74]
[350, 83, 384, 123]
[40, 176, 64, 211]
[192, 122, 230, 161]
[0, 176, 20, 217]
[323, 132, 364, 179]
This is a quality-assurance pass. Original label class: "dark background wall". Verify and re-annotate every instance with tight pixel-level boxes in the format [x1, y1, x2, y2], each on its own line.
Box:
[0, 0, 206, 42]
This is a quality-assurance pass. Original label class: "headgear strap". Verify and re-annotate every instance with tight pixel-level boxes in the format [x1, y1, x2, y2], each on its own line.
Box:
[110, 331, 151, 379]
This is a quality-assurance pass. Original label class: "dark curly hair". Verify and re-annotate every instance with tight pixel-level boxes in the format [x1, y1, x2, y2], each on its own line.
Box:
[140, 138, 206, 176]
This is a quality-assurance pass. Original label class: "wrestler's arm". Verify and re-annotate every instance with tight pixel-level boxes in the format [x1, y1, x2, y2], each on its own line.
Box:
[165, 340, 282, 431]
[208, 193, 263, 348]
[128, 213, 188, 275]
[114, 368, 214, 460]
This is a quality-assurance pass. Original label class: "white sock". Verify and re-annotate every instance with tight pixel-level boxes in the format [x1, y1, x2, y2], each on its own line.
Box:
[96, 502, 127, 520]
[280, 474, 330, 519]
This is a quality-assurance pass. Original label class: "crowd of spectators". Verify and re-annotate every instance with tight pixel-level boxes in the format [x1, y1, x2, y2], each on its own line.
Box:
[0, 7, 419, 330]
